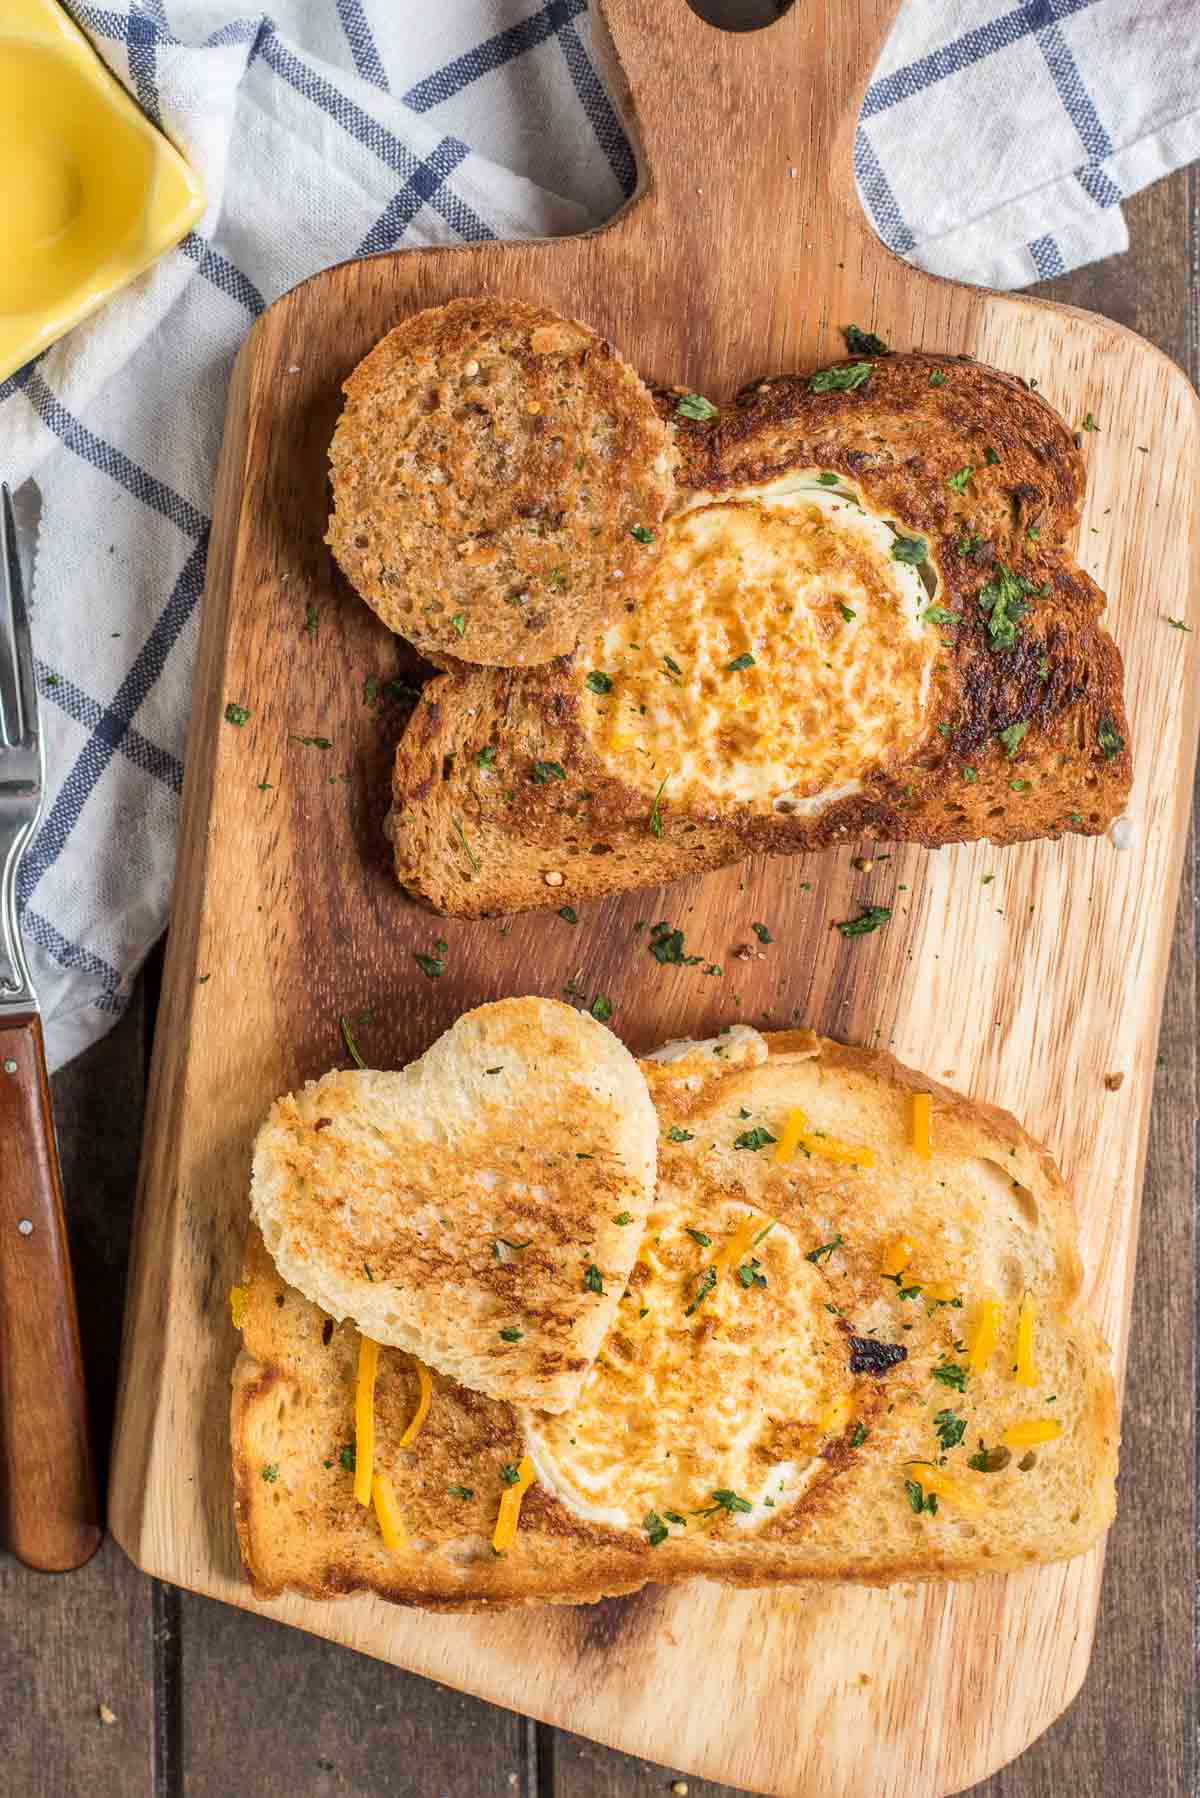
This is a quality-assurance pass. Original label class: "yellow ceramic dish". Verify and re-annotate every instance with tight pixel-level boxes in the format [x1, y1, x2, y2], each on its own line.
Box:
[0, 0, 204, 383]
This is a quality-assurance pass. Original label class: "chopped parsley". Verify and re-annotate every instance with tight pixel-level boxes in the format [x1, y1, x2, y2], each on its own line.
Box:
[644, 1511, 669, 1547]
[985, 447, 1001, 466]
[448, 1484, 474, 1500]
[664, 1510, 686, 1526]
[686, 1228, 713, 1248]
[751, 921, 773, 944]
[261, 1463, 279, 1482]
[648, 920, 703, 965]
[450, 614, 468, 636]
[962, 766, 978, 783]
[929, 370, 949, 387]
[304, 604, 318, 635]
[946, 465, 974, 494]
[340, 1012, 368, 1067]
[733, 1127, 777, 1152]
[585, 670, 613, 694]
[817, 471, 841, 486]
[413, 940, 446, 978]
[998, 721, 1029, 758]
[934, 1408, 966, 1451]
[979, 564, 1044, 651]
[649, 775, 668, 839]
[905, 1478, 938, 1516]
[224, 702, 251, 726]
[737, 1257, 767, 1289]
[1168, 617, 1192, 631]
[809, 362, 873, 393]
[932, 1359, 968, 1391]
[891, 534, 927, 566]
[339, 1444, 356, 1472]
[883, 1273, 923, 1300]
[290, 734, 332, 749]
[1098, 716, 1125, 759]
[584, 1263, 604, 1295]
[725, 652, 756, 673]
[923, 605, 961, 627]
[474, 744, 497, 770]
[499, 1327, 523, 1342]
[663, 654, 682, 677]
[805, 1235, 843, 1264]
[613, 1211, 633, 1226]
[590, 995, 614, 1022]
[967, 1443, 1009, 1473]
[684, 1266, 718, 1316]
[667, 1126, 694, 1143]
[836, 601, 856, 623]
[630, 524, 655, 544]
[850, 1422, 869, 1448]
[530, 760, 566, 783]
[697, 1489, 753, 1516]
[676, 392, 719, 421]
[499, 1463, 522, 1487]
[558, 905, 578, 924]
[452, 818, 480, 872]
[836, 905, 891, 937]
[843, 324, 888, 356]
[1082, 411, 1100, 432]
[1010, 778, 1032, 793]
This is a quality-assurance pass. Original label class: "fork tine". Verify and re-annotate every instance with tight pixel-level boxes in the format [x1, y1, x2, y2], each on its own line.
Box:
[0, 484, 31, 749]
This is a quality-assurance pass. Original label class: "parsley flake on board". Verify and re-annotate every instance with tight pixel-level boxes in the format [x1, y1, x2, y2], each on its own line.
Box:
[648, 921, 703, 965]
[584, 1264, 604, 1295]
[558, 906, 578, 924]
[339, 1012, 368, 1067]
[891, 534, 927, 566]
[684, 1266, 717, 1316]
[590, 995, 614, 1022]
[304, 604, 318, 635]
[585, 670, 613, 694]
[932, 1359, 968, 1390]
[805, 1235, 843, 1264]
[734, 1127, 777, 1152]
[413, 940, 447, 979]
[934, 1408, 966, 1451]
[644, 1511, 669, 1547]
[751, 921, 773, 944]
[905, 1478, 938, 1517]
[530, 759, 566, 783]
[667, 1126, 694, 1143]
[998, 721, 1029, 758]
[676, 392, 720, 421]
[836, 905, 891, 937]
[809, 362, 873, 393]
[224, 702, 251, 726]
[725, 652, 756, 673]
[843, 324, 889, 356]
[290, 734, 332, 749]
[1082, 411, 1100, 431]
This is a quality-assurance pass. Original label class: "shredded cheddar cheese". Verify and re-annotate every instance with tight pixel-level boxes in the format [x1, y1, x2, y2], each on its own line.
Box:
[399, 1358, 433, 1448]
[371, 1472, 408, 1552]
[1001, 1418, 1062, 1449]
[1013, 1292, 1039, 1387]
[910, 1091, 932, 1158]
[229, 1285, 249, 1330]
[924, 1281, 958, 1303]
[492, 1455, 535, 1553]
[773, 1108, 808, 1165]
[905, 1461, 981, 1513]
[354, 1334, 380, 1507]
[820, 1394, 854, 1435]
[714, 1213, 766, 1276]
[968, 1296, 1001, 1372]
[881, 1234, 914, 1277]
[774, 1107, 875, 1168]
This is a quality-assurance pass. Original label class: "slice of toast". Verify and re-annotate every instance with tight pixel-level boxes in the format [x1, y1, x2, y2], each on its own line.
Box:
[249, 998, 657, 1413]
[233, 1025, 1117, 1609]
[388, 353, 1131, 917]
[326, 298, 676, 669]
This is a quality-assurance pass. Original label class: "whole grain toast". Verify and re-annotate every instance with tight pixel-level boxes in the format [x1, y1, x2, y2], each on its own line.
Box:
[387, 353, 1131, 917]
[233, 1025, 1117, 1609]
[326, 298, 676, 668]
[250, 998, 657, 1414]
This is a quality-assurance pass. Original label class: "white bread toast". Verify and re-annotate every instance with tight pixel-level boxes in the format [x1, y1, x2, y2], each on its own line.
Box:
[250, 998, 657, 1414]
[234, 1024, 1117, 1608]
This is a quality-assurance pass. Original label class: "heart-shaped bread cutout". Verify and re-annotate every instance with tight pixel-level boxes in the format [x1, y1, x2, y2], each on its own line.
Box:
[251, 997, 657, 1412]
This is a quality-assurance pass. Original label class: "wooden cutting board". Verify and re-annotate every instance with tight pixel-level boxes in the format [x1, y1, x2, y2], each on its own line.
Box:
[109, 3, 1200, 1792]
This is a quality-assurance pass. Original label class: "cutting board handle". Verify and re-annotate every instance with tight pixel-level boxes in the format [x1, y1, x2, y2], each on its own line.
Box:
[598, 0, 900, 259]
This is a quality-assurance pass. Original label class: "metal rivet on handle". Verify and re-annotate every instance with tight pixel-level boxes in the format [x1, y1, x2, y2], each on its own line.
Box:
[3, 1059, 16, 1074]
[17, 1220, 33, 1236]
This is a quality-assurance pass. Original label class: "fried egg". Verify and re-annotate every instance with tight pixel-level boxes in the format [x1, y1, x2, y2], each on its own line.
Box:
[523, 1195, 856, 1539]
[581, 471, 939, 814]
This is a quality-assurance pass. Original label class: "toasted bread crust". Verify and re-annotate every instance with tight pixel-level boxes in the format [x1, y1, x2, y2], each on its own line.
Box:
[233, 1027, 1118, 1609]
[389, 354, 1130, 917]
[327, 298, 676, 668]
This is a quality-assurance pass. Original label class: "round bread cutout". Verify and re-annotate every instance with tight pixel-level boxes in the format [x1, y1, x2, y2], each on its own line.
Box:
[327, 297, 677, 667]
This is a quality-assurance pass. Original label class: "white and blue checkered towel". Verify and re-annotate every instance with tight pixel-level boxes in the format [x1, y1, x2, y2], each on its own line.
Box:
[6, 1, 1199, 1070]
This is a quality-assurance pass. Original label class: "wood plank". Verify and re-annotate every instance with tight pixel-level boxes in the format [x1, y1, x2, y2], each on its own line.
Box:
[0, 1001, 155, 1798]
[107, 5, 1200, 1794]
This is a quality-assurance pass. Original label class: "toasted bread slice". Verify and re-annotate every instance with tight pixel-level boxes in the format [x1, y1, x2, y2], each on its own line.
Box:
[388, 353, 1130, 916]
[326, 298, 676, 668]
[249, 998, 657, 1413]
[233, 1025, 1117, 1608]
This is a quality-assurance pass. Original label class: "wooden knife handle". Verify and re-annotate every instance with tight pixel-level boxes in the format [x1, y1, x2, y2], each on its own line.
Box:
[0, 1012, 100, 1571]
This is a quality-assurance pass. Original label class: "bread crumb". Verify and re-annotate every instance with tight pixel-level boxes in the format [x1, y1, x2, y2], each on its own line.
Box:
[1103, 1072, 1124, 1091]
[286, 365, 301, 374]
[98, 1704, 117, 1725]
[544, 871, 565, 886]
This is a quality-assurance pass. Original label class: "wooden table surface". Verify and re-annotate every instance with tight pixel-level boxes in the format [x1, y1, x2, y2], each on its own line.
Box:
[1, 171, 1195, 1798]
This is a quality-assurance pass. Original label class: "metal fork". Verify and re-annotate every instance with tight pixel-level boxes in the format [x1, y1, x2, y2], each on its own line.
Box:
[0, 482, 99, 1572]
